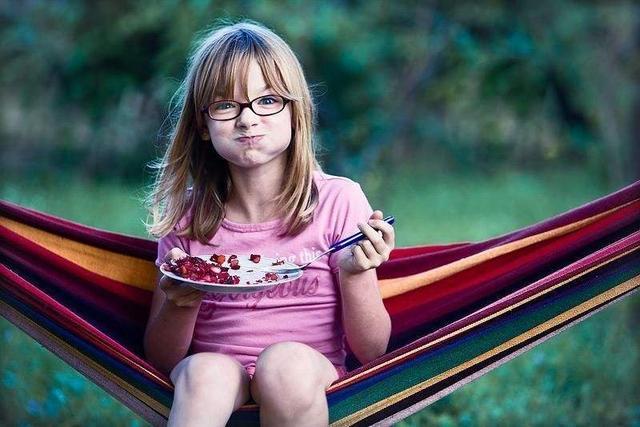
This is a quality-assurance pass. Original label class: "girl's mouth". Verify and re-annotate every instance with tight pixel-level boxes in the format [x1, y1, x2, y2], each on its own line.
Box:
[236, 135, 264, 144]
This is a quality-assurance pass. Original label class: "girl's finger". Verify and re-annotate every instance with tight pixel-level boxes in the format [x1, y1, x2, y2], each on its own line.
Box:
[369, 210, 384, 221]
[358, 222, 388, 254]
[367, 219, 395, 249]
[358, 239, 379, 261]
[160, 275, 190, 292]
[178, 291, 204, 307]
[359, 240, 385, 267]
[159, 276, 179, 292]
[160, 279, 192, 299]
[351, 245, 370, 270]
[174, 287, 196, 297]
[164, 247, 188, 263]
[167, 288, 201, 305]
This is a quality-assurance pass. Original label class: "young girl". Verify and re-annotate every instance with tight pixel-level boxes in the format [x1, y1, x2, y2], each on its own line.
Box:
[144, 21, 394, 427]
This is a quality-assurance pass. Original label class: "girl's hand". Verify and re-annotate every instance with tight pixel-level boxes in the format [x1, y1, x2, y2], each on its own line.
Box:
[338, 210, 395, 275]
[160, 248, 206, 308]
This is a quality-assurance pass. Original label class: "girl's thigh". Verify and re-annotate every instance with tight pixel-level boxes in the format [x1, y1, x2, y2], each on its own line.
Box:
[250, 342, 339, 404]
[170, 352, 251, 409]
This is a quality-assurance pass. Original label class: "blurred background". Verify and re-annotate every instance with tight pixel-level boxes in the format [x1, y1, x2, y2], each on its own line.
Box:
[1, 1, 638, 426]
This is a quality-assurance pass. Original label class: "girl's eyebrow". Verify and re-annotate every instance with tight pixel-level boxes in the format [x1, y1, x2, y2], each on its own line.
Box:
[214, 86, 272, 101]
[246, 86, 273, 99]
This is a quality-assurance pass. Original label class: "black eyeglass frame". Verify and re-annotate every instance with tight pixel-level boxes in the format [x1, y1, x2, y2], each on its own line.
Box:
[201, 95, 291, 121]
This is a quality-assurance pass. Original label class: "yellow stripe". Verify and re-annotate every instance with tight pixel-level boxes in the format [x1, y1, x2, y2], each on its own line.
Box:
[331, 273, 640, 426]
[0, 298, 171, 417]
[330, 246, 638, 391]
[379, 201, 636, 299]
[0, 216, 157, 290]
[2, 199, 634, 296]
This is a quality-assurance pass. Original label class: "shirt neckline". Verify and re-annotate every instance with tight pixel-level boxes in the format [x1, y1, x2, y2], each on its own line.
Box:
[219, 170, 328, 233]
[221, 217, 283, 232]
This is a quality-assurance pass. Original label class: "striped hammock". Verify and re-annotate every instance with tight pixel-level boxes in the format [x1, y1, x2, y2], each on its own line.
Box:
[0, 181, 638, 426]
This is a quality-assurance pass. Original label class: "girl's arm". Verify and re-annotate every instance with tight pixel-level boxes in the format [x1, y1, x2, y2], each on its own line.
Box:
[143, 249, 205, 374]
[339, 269, 391, 364]
[337, 210, 394, 365]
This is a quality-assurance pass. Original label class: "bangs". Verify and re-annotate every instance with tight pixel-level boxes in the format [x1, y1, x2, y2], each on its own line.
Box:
[152, 21, 318, 242]
[199, 29, 298, 105]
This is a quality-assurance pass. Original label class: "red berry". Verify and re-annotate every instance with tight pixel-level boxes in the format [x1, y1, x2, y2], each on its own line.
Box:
[210, 254, 224, 264]
[264, 272, 279, 282]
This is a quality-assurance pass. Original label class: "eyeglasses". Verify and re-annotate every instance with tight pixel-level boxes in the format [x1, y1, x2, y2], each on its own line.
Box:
[201, 95, 290, 121]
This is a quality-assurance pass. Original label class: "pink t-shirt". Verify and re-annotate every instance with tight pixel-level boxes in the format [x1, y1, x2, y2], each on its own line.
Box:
[155, 171, 373, 373]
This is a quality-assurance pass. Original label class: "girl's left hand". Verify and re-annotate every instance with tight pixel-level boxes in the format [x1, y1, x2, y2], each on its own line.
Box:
[338, 210, 396, 274]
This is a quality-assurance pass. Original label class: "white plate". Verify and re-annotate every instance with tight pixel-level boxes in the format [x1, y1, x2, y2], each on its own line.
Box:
[159, 254, 303, 294]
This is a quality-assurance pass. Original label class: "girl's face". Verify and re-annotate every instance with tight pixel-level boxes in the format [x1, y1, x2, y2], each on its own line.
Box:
[204, 60, 292, 171]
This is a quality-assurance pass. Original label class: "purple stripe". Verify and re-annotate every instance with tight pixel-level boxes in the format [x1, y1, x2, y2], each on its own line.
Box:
[339, 230, 639, 384]
[356, 287, 639, 426]
[385, 208, 639, 337]
[2, 181, 638, 266]
[378, 180, 639, 278]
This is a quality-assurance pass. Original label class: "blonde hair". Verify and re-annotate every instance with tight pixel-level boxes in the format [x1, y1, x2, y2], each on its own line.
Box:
[146, 20, 319, 243]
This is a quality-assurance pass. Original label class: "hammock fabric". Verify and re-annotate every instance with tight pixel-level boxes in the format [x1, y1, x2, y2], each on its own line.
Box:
[0, 181, 639, 426]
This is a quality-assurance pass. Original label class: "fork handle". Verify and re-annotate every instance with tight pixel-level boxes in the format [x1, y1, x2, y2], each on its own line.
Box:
[329, 216, 395, 253]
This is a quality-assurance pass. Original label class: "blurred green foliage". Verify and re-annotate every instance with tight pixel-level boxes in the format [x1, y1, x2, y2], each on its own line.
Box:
[1, 0, 639, 425]
[1, 1, 638, 185]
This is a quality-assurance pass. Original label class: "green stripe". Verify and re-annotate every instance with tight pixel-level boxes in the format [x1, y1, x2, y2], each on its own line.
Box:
[329, 257, 639, 423]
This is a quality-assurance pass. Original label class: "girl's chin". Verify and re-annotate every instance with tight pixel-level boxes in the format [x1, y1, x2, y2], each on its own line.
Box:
[229, 151, 284, 169]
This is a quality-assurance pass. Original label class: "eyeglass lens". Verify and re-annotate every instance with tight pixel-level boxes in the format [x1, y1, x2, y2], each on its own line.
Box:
[208, 95, 285, 120]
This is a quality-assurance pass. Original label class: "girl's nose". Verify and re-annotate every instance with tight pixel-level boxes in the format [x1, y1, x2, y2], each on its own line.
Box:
[235, 106, 259, 128]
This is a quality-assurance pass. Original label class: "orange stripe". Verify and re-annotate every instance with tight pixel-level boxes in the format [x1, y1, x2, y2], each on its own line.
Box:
[331, 274, 640, 426]
[379, 201, 636, 299]
[331, 245, 638, 391]
[0, 217, 157, 290]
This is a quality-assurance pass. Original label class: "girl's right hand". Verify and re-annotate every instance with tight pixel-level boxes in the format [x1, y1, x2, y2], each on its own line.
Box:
[160, 248, 206, 308]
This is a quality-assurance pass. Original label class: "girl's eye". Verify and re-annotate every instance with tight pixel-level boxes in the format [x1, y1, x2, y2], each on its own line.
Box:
[214, 102, 236, 111]
[257, 96, 278, 105]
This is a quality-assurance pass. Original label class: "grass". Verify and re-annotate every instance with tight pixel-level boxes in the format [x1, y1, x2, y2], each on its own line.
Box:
[0, 165, 638, 426]
[0, 176, 150, 238]
[0, 316, 145, 426]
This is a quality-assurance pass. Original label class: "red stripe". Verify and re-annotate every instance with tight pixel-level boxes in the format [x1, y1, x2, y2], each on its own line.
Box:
[388, 200, 638, 313]
[1, 247, 148, 335]
[388, 243, 472, 260]
[385, 201, 639, 334]
[0, 200, 157, 259]
[332, 231, 640, 389]
[387, 202, 637, 334]
[379, 186, 640, 279]
[0, 264, 171, 389]
[0, 223, 152, 306]
[1, 182, 638, 272]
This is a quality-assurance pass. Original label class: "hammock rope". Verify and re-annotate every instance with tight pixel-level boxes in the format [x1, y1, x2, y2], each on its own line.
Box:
[1, 180, 638, 426]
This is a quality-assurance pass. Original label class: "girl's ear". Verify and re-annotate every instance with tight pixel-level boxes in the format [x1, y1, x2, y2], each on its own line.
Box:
[201, 129, 210, 140]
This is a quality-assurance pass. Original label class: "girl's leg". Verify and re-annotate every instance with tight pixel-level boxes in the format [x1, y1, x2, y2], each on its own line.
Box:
[250, 342, 340, 427]
[168, 352, 251, 427]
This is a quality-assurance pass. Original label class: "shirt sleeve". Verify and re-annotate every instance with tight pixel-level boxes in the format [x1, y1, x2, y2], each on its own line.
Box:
[155, 227, 190, 267]
[327, 181, 374, 274]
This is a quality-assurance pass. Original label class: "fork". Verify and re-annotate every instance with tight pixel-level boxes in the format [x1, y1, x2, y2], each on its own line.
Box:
[267, 215, 395, 274]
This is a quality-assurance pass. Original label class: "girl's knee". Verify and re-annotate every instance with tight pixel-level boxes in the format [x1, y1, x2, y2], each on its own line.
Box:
[257, 342, 316, 379]
[171, 353, 247, 395]
[252, 342, 336, 404]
